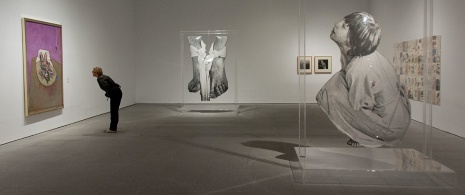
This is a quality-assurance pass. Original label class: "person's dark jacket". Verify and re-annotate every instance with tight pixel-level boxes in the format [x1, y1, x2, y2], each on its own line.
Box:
[97, 75, 120, 97]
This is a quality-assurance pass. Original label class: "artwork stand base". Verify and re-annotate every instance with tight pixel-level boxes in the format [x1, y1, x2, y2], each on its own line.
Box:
[179, 104, 239, 113]
[291, 147, 456, 188]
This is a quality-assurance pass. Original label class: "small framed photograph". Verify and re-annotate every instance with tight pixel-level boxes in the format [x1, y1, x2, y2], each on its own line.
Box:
[314, 56, 332, 74]
[297, 56, 312, 74]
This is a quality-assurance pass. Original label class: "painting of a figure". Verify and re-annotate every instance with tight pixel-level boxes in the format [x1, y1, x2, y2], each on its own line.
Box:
[316, 12, 411, 147]
[23, 18, 63, 116]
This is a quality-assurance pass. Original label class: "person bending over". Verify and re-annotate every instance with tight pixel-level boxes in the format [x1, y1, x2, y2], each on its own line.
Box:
[92, 67, 123, 132]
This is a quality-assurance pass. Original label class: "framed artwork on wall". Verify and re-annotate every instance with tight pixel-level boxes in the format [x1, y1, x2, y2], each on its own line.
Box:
[393, 36, 441, 105]
[314, 56, 332, 74]
[297, 56, 312, 74]
[22, 18, 63, 116]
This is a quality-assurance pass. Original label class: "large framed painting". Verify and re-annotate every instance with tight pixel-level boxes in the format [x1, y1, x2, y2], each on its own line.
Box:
[314, 56, 332, 74]
[22, 18, 63, 116]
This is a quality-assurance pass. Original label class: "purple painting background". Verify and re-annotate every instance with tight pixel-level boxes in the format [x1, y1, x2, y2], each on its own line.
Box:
[25, 21, 62, 82]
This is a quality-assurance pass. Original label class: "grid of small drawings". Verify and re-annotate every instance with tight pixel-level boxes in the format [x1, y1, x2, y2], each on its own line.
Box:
[393, 35, 441, 105]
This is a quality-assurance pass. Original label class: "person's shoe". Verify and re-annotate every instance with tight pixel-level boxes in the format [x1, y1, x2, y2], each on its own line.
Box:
[105, 129, 117, 133]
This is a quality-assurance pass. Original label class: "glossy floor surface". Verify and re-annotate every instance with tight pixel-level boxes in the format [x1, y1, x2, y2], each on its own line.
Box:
[0, 104, 464, 194]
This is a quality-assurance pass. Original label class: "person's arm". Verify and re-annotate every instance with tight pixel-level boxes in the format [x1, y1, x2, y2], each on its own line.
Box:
[97, 76, 110, 97]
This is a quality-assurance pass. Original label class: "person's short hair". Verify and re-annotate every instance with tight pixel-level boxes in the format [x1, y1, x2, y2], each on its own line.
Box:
[344, 12, 381, 57]
[92, 67, 103, 76]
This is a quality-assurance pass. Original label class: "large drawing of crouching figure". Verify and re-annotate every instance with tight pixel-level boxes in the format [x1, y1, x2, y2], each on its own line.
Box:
[316, 12, 411, 147]
[187, 36, 228, 101]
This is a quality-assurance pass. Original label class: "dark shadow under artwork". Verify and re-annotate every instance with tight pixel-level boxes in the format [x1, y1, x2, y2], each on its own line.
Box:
[242, 140, 302, 162]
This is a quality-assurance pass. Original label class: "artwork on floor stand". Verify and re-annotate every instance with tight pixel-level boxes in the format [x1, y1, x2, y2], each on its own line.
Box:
[314, 56, 332, 74]
[393, 35, 441, 105]
[187, 35, 229, 101]
[316, 12, 411, 148]
[22, 18, 63, 116]
[297, 56, 312, 74]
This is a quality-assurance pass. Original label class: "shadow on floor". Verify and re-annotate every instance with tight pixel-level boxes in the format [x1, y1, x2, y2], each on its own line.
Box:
[242, 140, 307, 162]
[166, 138, 296, 168]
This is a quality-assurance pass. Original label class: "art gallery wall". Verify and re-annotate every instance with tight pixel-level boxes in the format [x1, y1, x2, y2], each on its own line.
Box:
[0, 0, 137, 145]
[429, 0, 465, 139]
[134, 0, 368, 103]
[370, 0, 465, 138]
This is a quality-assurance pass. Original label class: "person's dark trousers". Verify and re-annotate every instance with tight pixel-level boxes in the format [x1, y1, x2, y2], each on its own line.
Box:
[109, 87, 123, 131]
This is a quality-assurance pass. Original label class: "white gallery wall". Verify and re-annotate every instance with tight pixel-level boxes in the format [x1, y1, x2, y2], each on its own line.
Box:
[0, 0, 137, 145]
[370, 0, 465, 138]
[430, 0, 465, 138]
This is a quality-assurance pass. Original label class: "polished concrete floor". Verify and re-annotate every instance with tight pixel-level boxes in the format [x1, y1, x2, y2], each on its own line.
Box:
[0, 104, 464, 194]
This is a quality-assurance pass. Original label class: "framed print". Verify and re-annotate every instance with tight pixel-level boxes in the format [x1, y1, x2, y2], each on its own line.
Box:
[22, 18, 63, 116]
[297, 56, 312, 74]
[314, 56, 332, 74]
[181, 30, 237, 104]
